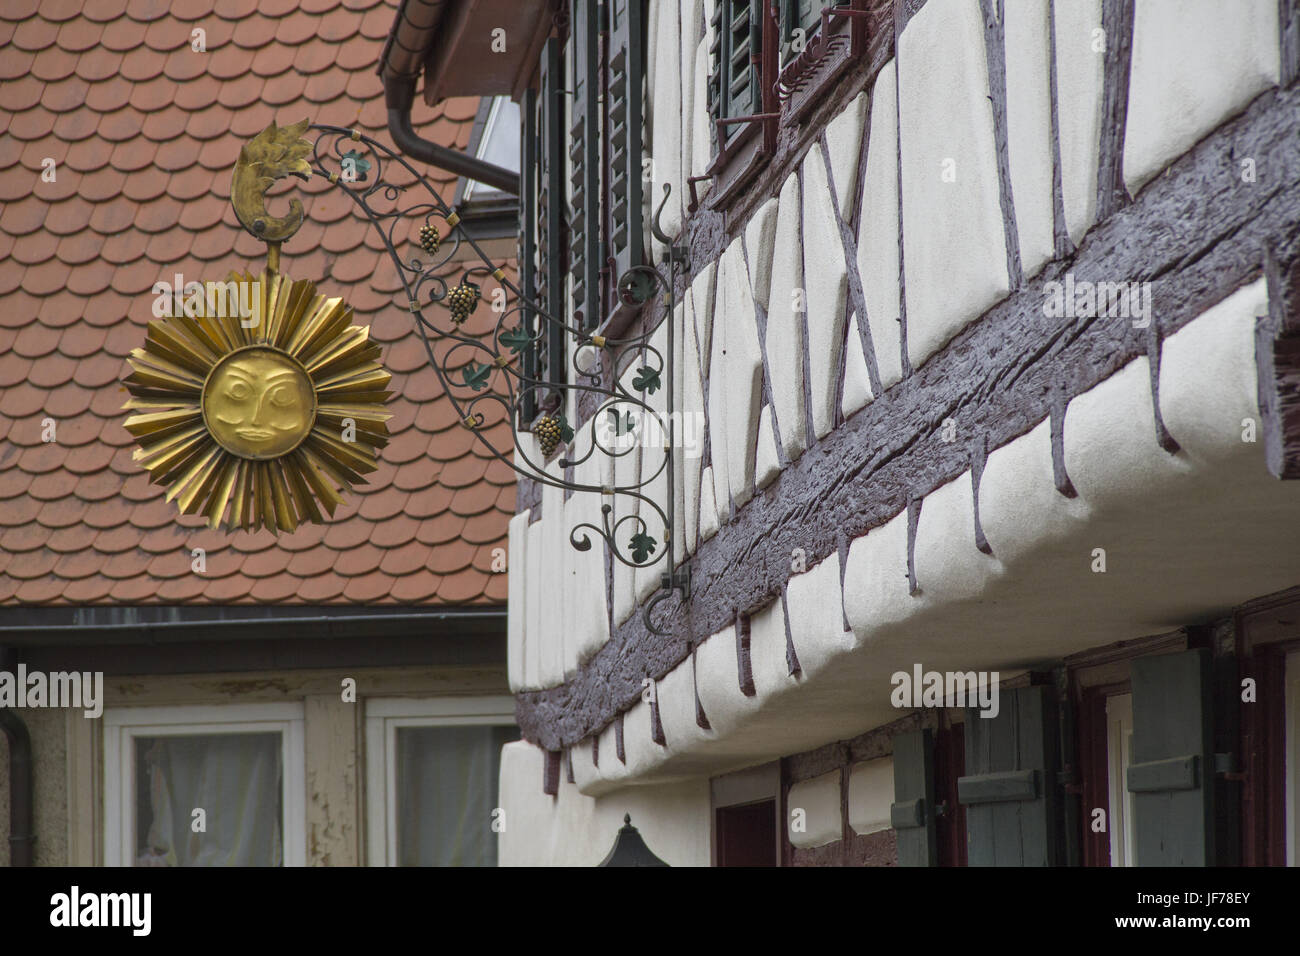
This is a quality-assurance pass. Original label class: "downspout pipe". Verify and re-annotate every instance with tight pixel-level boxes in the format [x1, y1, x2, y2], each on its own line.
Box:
[384, 76, 520, 195]
[0, 648, 34, 866]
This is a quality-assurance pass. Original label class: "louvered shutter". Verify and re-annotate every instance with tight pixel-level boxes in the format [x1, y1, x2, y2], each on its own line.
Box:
[1128, 649, 1216, 866]
[780, 0, 818, 64]
[537, 38, 566, 390]
[726, 2, 756, 121]
[708, 1, 723, 153]
[607, 0, 644, 283]
[890, 728, 938, 866]
[958, 685, 1063, 866]
[710, 2, 761, 149]
[519, 85, 539, 421]
[569, 0, 600, 328]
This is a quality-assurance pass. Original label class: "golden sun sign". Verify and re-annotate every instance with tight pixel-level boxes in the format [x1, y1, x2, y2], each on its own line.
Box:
[123, 268, 392, 533]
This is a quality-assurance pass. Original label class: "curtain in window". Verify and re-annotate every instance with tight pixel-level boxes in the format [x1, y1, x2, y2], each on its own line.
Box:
[396, 725, 517, 866]
[135, 733, 283, 867]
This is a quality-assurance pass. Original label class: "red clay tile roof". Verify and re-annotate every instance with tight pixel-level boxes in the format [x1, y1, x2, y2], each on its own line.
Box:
[0, 0, 514, 606]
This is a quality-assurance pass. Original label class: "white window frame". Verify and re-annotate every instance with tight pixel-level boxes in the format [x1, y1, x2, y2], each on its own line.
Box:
[103, 702, 306, 868]
[1287, 651, 1300, 866]
[462, 96, 521, 202]
[1106, 692, 1136, 867]
[364, 695, 516, 867]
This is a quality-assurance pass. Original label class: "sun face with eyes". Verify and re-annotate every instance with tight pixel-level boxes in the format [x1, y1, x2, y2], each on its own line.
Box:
[123, 267, 392, 533]
[203, 347, 316, 459]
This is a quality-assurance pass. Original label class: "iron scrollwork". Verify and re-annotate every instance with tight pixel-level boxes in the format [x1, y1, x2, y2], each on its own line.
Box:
[275, 123, 691, 634]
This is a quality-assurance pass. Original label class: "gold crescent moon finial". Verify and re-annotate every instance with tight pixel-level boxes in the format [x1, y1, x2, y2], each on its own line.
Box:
[231, 118, 314, 245]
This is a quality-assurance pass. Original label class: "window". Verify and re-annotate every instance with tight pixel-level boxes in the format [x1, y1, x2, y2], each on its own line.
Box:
[104, 703, 306, 867]
[364, 696, 518, 867]
[449, 96, 521, 255]
[1106, 692, 1136, 866]
[779, 0, 821, 68]
[460, 96, 521, 205]
[712, 762, 780, 866]
[709, 1, 766, 150]
[518, 0, 647, 422]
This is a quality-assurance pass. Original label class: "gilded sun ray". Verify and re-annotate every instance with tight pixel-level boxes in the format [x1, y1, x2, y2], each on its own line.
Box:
[123, 267, 392, 533]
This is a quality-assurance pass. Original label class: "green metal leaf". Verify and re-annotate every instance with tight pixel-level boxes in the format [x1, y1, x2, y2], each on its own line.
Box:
[340, 150, 371, 182]
[629, 530, 657, 564]
[460, 362, 491, 392]
[498, 325, 533, 354]
[555, 412, 575, 443]
[632, 365, 660, 394]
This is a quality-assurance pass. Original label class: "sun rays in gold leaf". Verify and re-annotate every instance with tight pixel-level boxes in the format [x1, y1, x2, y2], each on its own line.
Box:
[122, 267, 392, 533]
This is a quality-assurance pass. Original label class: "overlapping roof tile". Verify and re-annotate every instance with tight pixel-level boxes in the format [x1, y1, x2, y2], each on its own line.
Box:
[1, 0, 513, 607]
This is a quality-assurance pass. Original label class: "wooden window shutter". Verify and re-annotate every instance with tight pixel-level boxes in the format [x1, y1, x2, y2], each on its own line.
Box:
[890, 728, 939, 866]
[606, 0, 645, 283]
[958, 685, 1063, 866]
[537, 37, 567, 391]
[569, 0, 601, 329]
[726, 1, 757, 121]
[710, 2, 763, 151]
[707, 0, 724, 153]
[519, 85, 539, 420]
[1128, 649, 1216, 866]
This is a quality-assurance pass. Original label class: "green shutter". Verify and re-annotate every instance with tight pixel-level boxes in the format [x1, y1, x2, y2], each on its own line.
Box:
[708, 2, 723, 153]
[959, 685, 1062, 866]
[569, 0, 600, 328]
[537, 38, 566, 390]
[1128, 649, 1216, 866]
[519, 85, 539, 421]
[710, 2, 762, 149]
[727, 1, 756, 120]
[607, 0, 644, 283]
[891, 728, 938, 866]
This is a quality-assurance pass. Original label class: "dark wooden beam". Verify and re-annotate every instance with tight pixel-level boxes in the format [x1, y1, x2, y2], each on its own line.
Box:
[517, 72, 1300, 755]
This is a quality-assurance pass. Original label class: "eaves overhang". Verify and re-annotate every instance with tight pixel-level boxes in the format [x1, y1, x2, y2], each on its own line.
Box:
[0, 604, 506, 647]
[379, 0, 555, 105]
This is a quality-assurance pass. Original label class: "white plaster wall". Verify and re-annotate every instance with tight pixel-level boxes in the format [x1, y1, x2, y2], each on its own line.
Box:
[565, 279, 1300, 786]
[564, 427, 611, 675]
[648, 0, 683, 247]
[506, 509, 530, 692]
[1053, 0, 1104, 246]
[802, 142, 849, 440]
[841, 312, 874, 419]
[683, 288, 706, 555]
[710, 237, 764, 513]
[824, 91, 867, 213]
[611, 358, 644, 627]
[848, 757, 894, 835]
[523, 511, 544, 690]
[1124, 0, 1280, 194]
[1004, 0, 1055, 277]
[745, 197, 779, 310]
[857, 59, 903, 391]
[538, 478, 567, 686]
[787, 770, 842, 848]
[765, 171, 808, 460]
[498, 740, 710, 866]
[899, 0, 1010, 371]
[635, 322, 672, 603]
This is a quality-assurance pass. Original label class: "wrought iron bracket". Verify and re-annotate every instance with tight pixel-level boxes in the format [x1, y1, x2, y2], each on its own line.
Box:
[225, 120, 693, 623]
[644, 564, 691, 637]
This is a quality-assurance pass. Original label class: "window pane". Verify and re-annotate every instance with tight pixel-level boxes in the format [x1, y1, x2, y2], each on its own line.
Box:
[134, 733, 283, 867]
[396, 725, 518, 866]
[464, 98, 521, 200]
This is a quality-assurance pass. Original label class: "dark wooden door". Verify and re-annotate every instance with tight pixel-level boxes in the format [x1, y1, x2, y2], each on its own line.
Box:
[715, 800, 777, 866]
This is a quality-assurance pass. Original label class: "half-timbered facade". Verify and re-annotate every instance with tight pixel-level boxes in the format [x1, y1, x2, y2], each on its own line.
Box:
[404, 0, 1300, 866]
